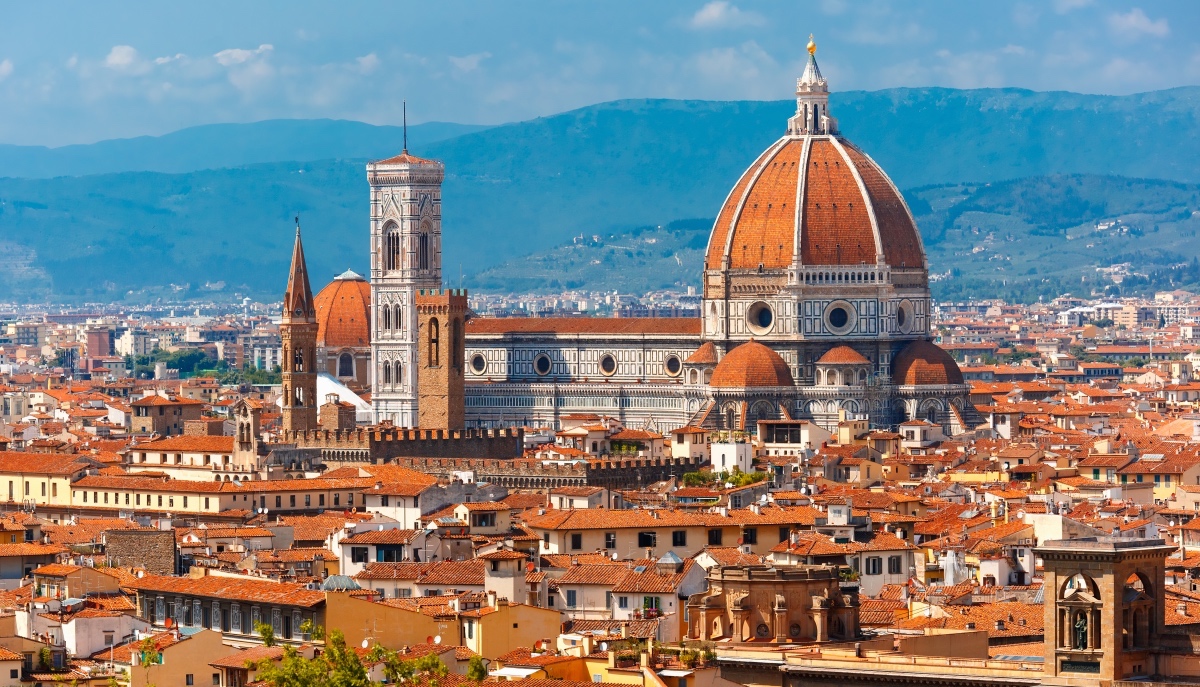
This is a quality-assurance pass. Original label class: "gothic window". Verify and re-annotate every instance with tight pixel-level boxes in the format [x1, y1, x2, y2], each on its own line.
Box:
[338, 353, 353, 378]
[383, 222, 401, 271]
[293, 347, 304, 372]
[428, 318, 440, 367]
[393, 305, 403, 332]
[382, 306, 391, 331]
[418, 229, 430, 271]
[382, 362, 392, 385]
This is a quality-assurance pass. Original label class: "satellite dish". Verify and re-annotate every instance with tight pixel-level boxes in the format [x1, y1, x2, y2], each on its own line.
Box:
[164, 618, 174, 628]
[434, 635, 442, 645]
[426, 636, 434, 644]
[362, 639, 370, 649]
[599, 642, 608, 652]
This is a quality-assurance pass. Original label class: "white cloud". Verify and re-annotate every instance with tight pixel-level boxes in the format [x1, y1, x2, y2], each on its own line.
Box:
[103, 45, 138, 68]
[214, 44, 273, 67]
[1001, 44, 1029, 56]
[449, 52, 492, 72]
[356, 53, 380, 74]
[688, 1, 765, 30]
[0, 59, 12, 82]
[1052, 0, 1092, 13]
[1108, 8, 1169, 38]
[155, 53, 186, 65]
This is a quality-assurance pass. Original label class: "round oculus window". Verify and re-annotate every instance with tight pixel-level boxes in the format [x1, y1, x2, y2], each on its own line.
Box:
[747, 301, 775, 335]
[756, 623, 771, 638]
[665, 355, 682, 376]
[897, 299, 914, 334]
[470, 354, 487, 374]
[824, 300, 856, 336]
[600, 354, 617, 376]
[534, 354, 552, 376]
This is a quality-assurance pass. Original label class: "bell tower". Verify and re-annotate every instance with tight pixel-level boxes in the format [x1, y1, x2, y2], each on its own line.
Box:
[281, 223, 318, 433]
[367, 143, 445, 427]
[1038, 537, 1172, 685]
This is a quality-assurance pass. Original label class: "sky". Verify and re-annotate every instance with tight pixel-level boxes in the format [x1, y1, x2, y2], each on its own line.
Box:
[0, 0, 1197, 146]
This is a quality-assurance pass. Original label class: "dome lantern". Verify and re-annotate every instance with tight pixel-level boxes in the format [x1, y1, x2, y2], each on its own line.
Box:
[789, 34, 837, 136]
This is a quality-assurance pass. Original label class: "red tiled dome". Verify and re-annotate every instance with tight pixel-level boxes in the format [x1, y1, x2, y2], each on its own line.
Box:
[817, 345, 870, 365]
[684, 342, 719, 365]
[314, 271, 371, 349]
[705, 137, 924, 271]
[710, 340, 795, 388]
[892, 340, 964, 386]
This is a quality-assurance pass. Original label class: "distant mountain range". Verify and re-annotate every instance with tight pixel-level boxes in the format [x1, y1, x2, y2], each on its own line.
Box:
[0, 86, 1197, 302]
[0, 120, 489, 179]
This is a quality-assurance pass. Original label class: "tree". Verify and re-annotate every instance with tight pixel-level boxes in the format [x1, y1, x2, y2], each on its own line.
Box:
[299, 618, 325, 641]
[254, 646, 328, 687]
[39, 646, 53, 670]
[323, 630, 371, 687]
[467, 655, 488, 681]
[368, 645, 449, 687]
[255, 620, 277, 647]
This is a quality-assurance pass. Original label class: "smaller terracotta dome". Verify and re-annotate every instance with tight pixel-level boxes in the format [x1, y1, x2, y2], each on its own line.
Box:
[685, 342, 719, 365]
[892, 340, 964, 386]
[710, 340, 795, 388]
[314, 270, 372, 348]
[817, 345, 869, 365]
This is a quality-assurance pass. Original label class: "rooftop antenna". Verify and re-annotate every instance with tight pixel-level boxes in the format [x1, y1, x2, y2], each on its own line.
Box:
[403, 100, 408, 153]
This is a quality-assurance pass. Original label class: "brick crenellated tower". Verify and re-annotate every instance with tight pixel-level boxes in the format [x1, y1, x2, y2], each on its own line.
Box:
[416, 288, 466, 430]
[281, 224, 319, 433]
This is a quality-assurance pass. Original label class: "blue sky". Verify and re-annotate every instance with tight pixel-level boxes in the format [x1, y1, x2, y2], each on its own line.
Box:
[1, 0, 1196, 146]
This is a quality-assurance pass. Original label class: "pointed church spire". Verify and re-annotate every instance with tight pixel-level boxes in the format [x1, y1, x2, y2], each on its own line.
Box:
[283, 217, 315, 320]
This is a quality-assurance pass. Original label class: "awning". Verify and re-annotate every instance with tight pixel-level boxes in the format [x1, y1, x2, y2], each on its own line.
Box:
[489, 667, 542, 678]
[659, 670, 695, 677]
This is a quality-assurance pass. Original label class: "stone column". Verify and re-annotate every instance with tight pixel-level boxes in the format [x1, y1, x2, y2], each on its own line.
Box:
[813, 608, 828, 642]
[775, 610, 788, 642]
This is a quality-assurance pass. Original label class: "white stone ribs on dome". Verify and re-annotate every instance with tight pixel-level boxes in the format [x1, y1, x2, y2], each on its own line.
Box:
[790, 136, 814, 276]
[720, 137, 790, 270]
[829, 137, 885, 263]
[846, 142, 930, 271]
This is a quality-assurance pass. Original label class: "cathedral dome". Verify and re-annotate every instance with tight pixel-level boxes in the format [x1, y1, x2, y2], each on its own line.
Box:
[710, 340, 795, 388]
[704, 137, 924, 272]
[891, 340, 964, 386]
[704, 44, 924, 274]
[817, 345, 869, 365]
[314, 270, 371, 349]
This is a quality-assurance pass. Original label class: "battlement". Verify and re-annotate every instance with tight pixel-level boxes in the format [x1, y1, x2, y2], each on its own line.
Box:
[392, 452, 703, 489]
[416, 289, 469, 310]
[286, 425, 524, 462]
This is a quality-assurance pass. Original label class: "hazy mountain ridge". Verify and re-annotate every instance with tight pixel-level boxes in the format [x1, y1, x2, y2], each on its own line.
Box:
[0, 86, 1197, 302]
[0, 120, 489, 179]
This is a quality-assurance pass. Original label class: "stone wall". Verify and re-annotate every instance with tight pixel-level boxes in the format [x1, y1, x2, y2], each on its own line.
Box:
[104, 529, 177, 575]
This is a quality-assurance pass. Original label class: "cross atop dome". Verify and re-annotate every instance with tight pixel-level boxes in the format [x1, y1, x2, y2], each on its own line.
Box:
[788, 34, 838, 136]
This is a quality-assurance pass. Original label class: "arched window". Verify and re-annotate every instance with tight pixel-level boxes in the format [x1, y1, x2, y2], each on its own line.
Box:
[451, 319, 461, 369]
[382, 362, 392, 385]
[428, 318, 440, 367]
[393, 305, 403, 332]
[383, 222, 400, 271]
[382, 306, 391, 331]
[293, 347, 304, 372]
[418, 232, 430, 271]
[338, 353, 354, 377]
